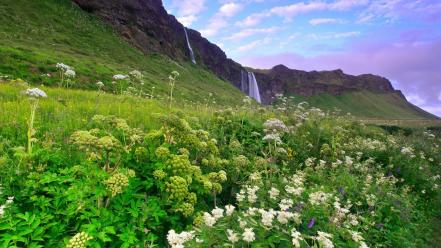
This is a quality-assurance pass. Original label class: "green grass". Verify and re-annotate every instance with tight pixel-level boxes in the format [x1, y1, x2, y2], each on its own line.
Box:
[0, 0, 245, 106]
[289, 91, 437, 119]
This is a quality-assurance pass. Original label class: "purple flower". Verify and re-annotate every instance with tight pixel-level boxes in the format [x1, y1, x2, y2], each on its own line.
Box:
[308, 218, 315, 229]
[338, 187, 346, 196]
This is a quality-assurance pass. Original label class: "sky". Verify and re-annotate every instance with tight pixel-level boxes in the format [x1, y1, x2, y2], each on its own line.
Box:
[162, 0, 441, 117]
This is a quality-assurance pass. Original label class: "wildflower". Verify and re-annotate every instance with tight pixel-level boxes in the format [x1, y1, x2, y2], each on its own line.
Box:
[279, 199, 293, 211]
[96, 81, 104, 88]
[227, 229, 239, 243]
[64, 69, 76, 78]
[25, 88, 47, 98]
[309, 191, 332, 206]
[6, 196, 14, 205]
[66, 232, 93, 248]
[203, 212, 216, 227]
[225, 205, 235, 216]
[167, 230, 194, 248]
[242, 228, 255, 243]
[291, 228, 303, 247]
[56, 63, 71, 71]
[246, 185, 259, 203]
[212, 207, 224, 219]
[260, 209, 276, 227]
[308, 218, 315, 229]
[105, 172, 129, 197]
[316, 231, 334, 248]
[269, 187, 280, 200]
[277, 210, 294, 224]
[129, 70, 143, 79]
[113, 74, 128, 80]
[285, 185, 304, 196]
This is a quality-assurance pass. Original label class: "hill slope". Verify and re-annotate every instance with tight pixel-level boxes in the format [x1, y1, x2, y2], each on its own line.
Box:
[0, 0, 244, 106]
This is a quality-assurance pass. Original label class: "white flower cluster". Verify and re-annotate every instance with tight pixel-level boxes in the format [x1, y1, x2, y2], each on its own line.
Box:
[113, 74, 128, 80]
[400, 147, 415, 157]
[316, 231, 334, 248]
[0, 185, 13, 217]
[56, 63, 75, 78]
[309, 191, 332, 206]
[25, 88, 47, 98]
[262, 118, 288, 145]
[167, 230, 195, 248]
[237, 185, 259, 203]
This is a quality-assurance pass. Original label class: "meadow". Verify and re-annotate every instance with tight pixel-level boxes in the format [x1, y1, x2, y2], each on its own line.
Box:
[0, 73, 440, 247]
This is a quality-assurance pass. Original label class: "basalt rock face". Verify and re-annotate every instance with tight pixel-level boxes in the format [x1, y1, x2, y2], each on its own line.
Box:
[72, 0, 400, 104]
[71, 0, 243, 86]
[253, 65, 399, 104]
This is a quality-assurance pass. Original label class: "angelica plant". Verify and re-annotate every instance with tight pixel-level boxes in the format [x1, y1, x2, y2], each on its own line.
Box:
[24, 88, 47, 154]
[168, 71, 180, 108]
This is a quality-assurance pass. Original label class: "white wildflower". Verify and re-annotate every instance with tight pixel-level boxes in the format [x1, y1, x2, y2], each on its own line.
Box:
[64, 69, 76, 78]
[279, 199, 293, 211]
[167, 230, 194, 248]
[211, 207, 224, 220]
[309, 191, 332, 206]
[25, 88, 47, 98]
[316, 231, 334, 248]
[242, 228, 255, 243]
[225, 205, 235, 216]
[277, 210, 294, 224]
[291, 228, 303, 248]
[96, 81, 105, 88]
[227, 229, 239, 243]
[113, 74, 128, 80]
[203, 212, 216, 227]
[259, 209, 276, 227]
[269, 187, 280, 200]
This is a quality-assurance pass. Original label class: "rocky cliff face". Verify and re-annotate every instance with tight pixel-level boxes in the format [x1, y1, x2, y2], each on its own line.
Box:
[253, 65, 400, 103]
[71, 0, 402, 104]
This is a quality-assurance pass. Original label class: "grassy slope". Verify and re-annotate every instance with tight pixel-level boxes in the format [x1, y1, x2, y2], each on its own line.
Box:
[290, 91, 438, 119]
[0, 0, 244, 106]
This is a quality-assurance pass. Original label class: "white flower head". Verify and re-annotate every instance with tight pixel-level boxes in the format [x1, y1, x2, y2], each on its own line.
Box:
[203, 212, 217, 227]
[242, 228, 255, 243]
[211, 207, 224, 220]
[25, 88, 47, 98]
[269, 187, 280, 200]
[113, 74, 128, 80]
[225, 205, 235, 216]
[56, 63, 71, 71]
[64, 69, 76, 78]
[96, 81, 105, 88]
[227, 229, 239, 243]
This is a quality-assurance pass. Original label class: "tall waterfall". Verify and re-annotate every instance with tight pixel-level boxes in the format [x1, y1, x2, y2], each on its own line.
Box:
[248, 72, 261, 103]
[240, 70, 261, 103]
[183, 27, 196, 64]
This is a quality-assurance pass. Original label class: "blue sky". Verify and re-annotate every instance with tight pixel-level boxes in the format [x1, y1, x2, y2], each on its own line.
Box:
[163, 0, 441, 116]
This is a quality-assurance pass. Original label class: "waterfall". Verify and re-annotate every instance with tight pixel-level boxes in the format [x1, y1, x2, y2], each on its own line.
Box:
[183, 27, 196, 64]
[248, 72, 261, 103]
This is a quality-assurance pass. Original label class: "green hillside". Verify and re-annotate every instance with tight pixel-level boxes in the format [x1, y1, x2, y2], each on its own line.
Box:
[288, 91, 437, 119]
[0, 0, 244, 105]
